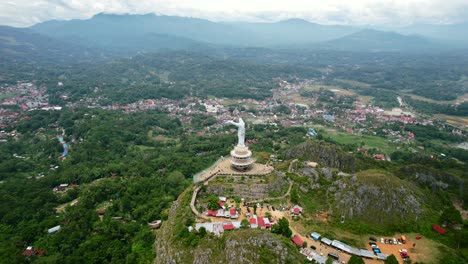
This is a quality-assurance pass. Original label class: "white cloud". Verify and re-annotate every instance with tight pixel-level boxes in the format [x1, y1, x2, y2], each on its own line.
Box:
[1, 0, 468, 27]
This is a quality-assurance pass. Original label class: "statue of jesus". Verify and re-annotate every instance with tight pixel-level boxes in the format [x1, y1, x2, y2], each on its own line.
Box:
[227, 118, 245, 147]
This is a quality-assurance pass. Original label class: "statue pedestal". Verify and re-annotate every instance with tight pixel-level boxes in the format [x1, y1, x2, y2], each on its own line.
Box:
[230, 145, 254, 171]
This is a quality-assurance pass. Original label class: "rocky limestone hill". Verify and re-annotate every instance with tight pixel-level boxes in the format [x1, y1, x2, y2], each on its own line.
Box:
[296, 163, 428, 226]
[330, 170, 423, 225]
[283, 140, 357, 172]
[155, 188, 303, 264]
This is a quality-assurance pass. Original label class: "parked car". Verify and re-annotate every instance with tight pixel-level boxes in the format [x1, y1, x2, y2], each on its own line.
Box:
[389, 240, 394, 245]
[310, 245, 316, 250]
[381, 237, 384, 243]
[384, 239, 388, 244]
[393, 238, 397, 244]
[369, 242, 377, 246]
[397, 239, 402, 245]
[369, 237, 377, 242]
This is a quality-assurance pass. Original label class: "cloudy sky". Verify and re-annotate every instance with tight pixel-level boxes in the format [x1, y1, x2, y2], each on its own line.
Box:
[1, 0, 468, 27]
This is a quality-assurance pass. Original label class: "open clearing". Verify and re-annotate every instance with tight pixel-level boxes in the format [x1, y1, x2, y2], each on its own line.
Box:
[302, 84, 358, 97]
[434, 114, 468, 129]
[326, 131, 395, 154]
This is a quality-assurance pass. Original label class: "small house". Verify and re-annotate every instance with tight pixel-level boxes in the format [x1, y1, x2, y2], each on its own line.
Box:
[148, 220, 162, 229]
[291, 235, 304, 247]
[223, 223, 235, 231]
[291, 205, 303, 215]
[53, 184, 69, 192]
[229, 208, 238, 219]
[22, 246, 35, 257]
[47, 225, 61, 234]
[310, 232, 321, 241]
[249, 217, 258, 229]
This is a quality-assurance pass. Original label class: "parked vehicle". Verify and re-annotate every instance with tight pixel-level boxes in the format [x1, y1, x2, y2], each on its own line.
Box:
[310, 245, 316, 250]
[401, 235, 407, 244]
[389, 240, 394, 245]
[384, 239, 388, 244]
[369, 237, 377, 242]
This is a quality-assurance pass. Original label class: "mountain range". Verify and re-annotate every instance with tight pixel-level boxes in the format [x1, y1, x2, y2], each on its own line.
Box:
[1, 13, 467, 61]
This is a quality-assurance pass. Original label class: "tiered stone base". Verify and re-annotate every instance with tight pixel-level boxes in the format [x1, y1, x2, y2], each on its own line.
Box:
[230, 145, 254, 171]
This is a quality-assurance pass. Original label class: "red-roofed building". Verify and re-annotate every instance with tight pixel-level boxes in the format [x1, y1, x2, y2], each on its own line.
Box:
[207, 210, 218, 217]
[374, 154, 385, 160]
[229, 208, 238, 219]
[217, 201, 225, 208]
[249, 217, 257, 228]
[432, 224, 446, 235]
[257, 217, 265, 228]
[22, 246, 35, 257]
[223, 223, 235, 230]
[291, 205, 303, 215]
[291, 235, 304, 247]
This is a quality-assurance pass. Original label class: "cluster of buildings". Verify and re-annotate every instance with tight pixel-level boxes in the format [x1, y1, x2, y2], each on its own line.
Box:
[191, 214, 274, 236]
[0, 82, 61, 129]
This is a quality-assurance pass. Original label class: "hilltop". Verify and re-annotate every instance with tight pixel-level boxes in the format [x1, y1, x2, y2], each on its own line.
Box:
[155, 189, 304, 263]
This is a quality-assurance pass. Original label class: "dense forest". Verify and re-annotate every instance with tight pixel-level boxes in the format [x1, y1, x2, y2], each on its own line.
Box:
[0, 108, 237, 263]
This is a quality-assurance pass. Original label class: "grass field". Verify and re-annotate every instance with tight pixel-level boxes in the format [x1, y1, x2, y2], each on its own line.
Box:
[326, 132, 395, 154]
[0, 93, 15, 100]
[433, 114, 468, 129]
[301, 84, 358, 97]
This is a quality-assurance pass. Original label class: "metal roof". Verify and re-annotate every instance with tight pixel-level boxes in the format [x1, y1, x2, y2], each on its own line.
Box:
[320, 237, 332, 245]
[359, 249, 375, 259]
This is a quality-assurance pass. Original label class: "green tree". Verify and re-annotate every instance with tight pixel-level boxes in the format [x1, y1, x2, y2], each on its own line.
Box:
[207, 195, 219, 210]
[198, 227, 207, 237]
[440, 205, 463, 227]
[385, 254, 399, 264]
[240, 219, 250, 229]
[348, 255, 365, 264]
[271, 217, 292, 238]
[326, 258, 333, 264]
[167, 171, 185, 188]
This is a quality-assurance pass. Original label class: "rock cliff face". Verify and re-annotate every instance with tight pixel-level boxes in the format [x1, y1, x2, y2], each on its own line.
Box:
[297, 164, 425, 226]
[155, 189, 303, 264]
[330, 170, 423, 225]
[284, 140, 356, 171]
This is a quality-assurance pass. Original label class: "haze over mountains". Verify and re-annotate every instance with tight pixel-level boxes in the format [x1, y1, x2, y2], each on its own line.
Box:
[1, 13, 468, 60]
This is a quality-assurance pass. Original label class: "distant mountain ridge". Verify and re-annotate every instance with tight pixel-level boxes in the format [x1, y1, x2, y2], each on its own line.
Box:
[0, 25, 101, 62]
[0, 13, 464, 61]
[320, 29, 441, 52]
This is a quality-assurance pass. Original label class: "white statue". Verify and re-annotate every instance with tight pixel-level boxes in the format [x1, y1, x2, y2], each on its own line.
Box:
[227, 118, 245, 147]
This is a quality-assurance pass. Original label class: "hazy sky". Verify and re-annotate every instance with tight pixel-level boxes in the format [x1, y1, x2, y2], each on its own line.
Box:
[1, 0, 468, 27]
